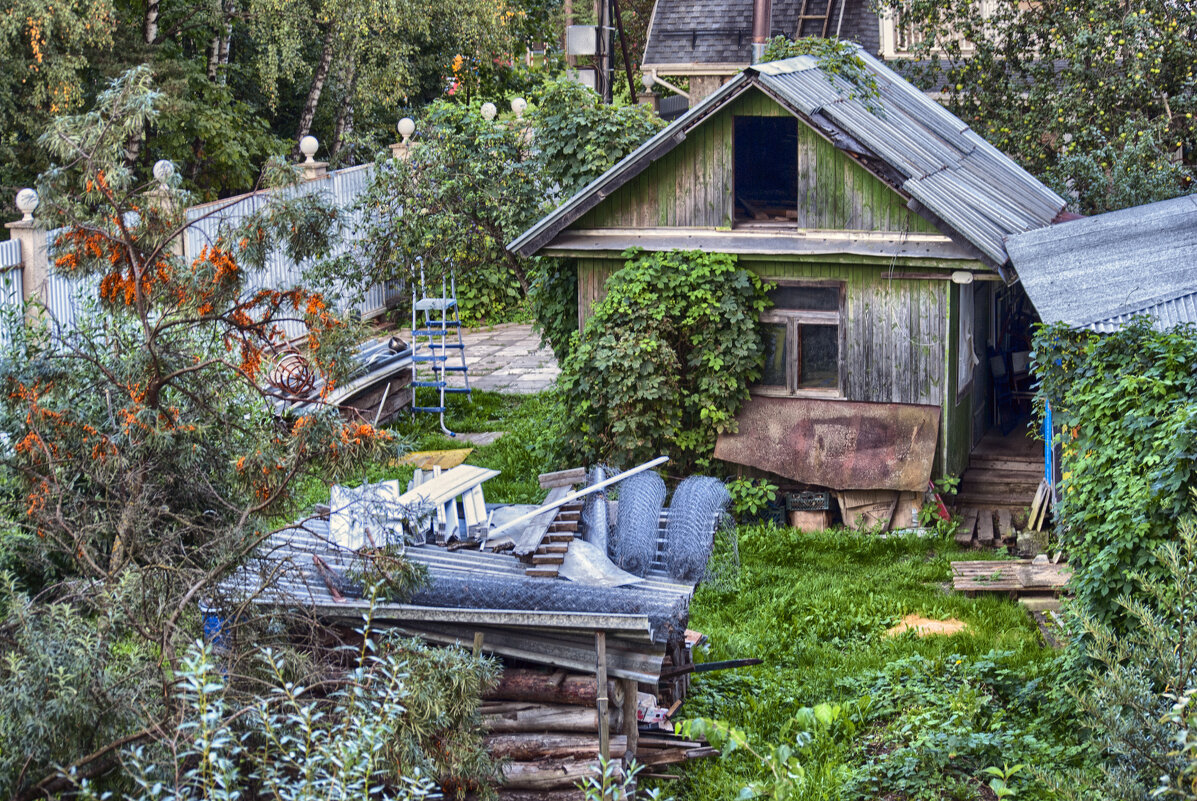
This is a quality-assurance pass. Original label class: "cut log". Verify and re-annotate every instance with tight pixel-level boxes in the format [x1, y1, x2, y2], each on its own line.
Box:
[501, 758, 605, 790]
[483, 670, 620, 707]
[484, 733, 627, 761]
[492, 792, 586, 801]
[481, 701, 622, 733]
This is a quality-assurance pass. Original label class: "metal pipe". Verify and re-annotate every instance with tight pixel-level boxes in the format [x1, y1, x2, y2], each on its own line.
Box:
[646, 70, 689, 100]
[751, 0, 773, 63]
[487, 456, 670, 540]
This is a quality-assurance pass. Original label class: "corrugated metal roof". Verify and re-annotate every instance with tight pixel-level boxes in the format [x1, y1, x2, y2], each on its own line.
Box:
[1005, 193, 1197, 332]
[509, 49, 1065, 268]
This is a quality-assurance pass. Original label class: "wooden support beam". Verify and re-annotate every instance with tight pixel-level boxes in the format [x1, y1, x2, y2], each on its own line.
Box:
[621, 677, 638, 768]
[596, 631, 609, 761]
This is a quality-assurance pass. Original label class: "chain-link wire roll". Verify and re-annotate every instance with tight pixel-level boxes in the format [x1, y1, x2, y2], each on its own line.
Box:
[580, 466, 610, 556]
[609, 470, 666, 577]
[662, 476, 731, 583]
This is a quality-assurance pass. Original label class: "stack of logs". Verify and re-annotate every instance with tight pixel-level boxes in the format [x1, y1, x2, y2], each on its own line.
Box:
[480, 667, 716, 799]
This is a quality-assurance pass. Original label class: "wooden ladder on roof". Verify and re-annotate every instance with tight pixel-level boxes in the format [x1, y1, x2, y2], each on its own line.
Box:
[794, 0, 836, 38]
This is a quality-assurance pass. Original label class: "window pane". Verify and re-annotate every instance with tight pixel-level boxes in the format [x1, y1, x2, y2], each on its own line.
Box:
[760, 323, 788, 388]
[799, 325, 838, 389]
[770, 285, 839, 311]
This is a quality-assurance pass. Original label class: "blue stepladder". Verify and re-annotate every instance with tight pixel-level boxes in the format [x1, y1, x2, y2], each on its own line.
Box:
[410, 272, 471, 436]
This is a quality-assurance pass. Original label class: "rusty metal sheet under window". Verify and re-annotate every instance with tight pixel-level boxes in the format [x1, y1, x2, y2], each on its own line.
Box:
[714, 397, 941, 492]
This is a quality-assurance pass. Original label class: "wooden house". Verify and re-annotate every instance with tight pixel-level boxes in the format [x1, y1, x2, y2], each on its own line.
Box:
[510, 51, 1068, 520]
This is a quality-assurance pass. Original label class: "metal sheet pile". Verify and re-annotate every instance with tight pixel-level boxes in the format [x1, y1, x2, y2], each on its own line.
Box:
[215, 458, 732, 683]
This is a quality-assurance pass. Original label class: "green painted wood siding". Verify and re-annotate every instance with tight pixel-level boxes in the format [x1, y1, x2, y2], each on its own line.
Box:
[577, 256, 948, 407]
[574, 88, 939, 234]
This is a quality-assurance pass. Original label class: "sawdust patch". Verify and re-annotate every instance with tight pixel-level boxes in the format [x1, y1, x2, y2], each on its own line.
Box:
[886, 613, 968, 638]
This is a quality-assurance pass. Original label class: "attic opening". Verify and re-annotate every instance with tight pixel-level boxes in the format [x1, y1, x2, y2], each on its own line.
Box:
[734, 116, 799, 224]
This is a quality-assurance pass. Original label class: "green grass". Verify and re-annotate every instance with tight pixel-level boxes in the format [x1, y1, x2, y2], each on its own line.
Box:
[669, 525, 1090, 800]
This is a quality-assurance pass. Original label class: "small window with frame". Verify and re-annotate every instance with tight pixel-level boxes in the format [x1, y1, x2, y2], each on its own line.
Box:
[757, 283, 843, 396]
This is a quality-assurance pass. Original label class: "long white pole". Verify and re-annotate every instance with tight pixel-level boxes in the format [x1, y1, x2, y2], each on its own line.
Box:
[486, 456, 669, 540]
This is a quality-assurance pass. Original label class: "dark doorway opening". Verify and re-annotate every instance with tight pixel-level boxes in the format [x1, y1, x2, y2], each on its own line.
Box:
[734, 116, 798, 222]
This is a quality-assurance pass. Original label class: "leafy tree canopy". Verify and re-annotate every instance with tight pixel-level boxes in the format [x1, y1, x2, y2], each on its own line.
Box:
[876, 0, 1196, 213]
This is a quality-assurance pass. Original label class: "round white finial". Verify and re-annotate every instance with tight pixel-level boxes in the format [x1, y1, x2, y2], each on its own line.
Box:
[397, 117, 416, 143]
[480, 102, 497, 122]
[299, 135, 319, 163]
[152, 159, 175, 186]
[641, 72, 655, 91]
[15, 188, 38, 221]
[510, 97, 527, 118]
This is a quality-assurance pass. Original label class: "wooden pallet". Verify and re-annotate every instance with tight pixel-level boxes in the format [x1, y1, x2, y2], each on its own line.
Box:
[953, 507, 1026, 549]
[951, 559, 1071, 596]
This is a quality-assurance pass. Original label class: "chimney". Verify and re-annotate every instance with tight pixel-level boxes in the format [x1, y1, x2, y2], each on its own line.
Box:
[751, 0, 773, 63]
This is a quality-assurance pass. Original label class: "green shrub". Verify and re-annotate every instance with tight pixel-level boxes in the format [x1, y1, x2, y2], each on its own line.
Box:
[1048, 513, 1197, 801]
[1032, 319, 1197, 623]
[553, 249, 770, 472]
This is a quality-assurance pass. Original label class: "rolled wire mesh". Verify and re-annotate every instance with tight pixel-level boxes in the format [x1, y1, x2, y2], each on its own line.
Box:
[662, 476, 731, 583]
[609, 470, 666, 577]
[409, 575, 689, 643]
[580, 466, 610, 556]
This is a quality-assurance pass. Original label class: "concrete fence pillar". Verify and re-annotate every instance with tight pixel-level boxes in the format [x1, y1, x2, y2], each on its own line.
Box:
[5, 190, 49, 305]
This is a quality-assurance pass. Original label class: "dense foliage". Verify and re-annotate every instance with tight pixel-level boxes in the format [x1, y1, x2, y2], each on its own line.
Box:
[343, 79, 663, 327]
[878, 0, 1195, 213]
[553, 249, 770, 472]
[1032, 319, 1197, 623]
[1050, 518, 1197, 800]
[1, 0, 554, 202]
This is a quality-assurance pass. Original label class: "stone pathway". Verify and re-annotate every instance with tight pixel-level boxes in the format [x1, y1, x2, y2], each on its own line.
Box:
[443, 322, 559, 394]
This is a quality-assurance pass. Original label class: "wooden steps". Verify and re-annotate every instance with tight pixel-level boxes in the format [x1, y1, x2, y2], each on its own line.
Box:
[524, 499, 584, 579]
[953, 430, 1046, 547]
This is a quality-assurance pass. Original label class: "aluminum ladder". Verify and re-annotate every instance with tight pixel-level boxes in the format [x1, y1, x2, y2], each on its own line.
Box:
[410, 273, 471, 436]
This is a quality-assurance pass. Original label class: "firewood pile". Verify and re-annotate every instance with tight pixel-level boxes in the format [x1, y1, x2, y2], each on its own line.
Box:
[478, 665, 716, 798]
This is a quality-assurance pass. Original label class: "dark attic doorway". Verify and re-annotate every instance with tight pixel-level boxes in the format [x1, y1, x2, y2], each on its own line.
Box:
[734, 116, 799, 223]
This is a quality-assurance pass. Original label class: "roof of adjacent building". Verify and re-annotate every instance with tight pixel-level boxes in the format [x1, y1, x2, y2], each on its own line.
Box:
[1005, 193, 1197, 332]
[510, 51, 1067, 269]
[642, 0, 881, 70]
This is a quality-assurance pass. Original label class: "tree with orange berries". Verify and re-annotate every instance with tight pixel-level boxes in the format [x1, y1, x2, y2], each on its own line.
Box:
[0, 67, 401, 797]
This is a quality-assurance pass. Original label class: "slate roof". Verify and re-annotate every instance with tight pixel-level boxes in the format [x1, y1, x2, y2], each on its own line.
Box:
[510, 52, 1066, 269]
[1005, 193, 1197, 332]
[642, 0, 881, 68]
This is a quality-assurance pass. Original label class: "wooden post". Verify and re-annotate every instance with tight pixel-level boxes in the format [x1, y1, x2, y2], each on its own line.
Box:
[472, 631, 485, 658]
[595, 631, 609, 760]
[621, 677, 638, 766]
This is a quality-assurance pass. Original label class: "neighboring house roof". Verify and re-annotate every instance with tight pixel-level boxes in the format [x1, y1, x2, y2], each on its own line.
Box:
[642, 0, 881, 71]
[510, 51, 1066, 270]
[1005, 193, 1197, 332]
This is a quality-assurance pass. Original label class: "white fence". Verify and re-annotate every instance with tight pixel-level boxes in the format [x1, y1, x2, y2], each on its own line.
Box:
[5, 161, 401, 344]
[0, 240, 23, 350]
[185, 162, 401, 338]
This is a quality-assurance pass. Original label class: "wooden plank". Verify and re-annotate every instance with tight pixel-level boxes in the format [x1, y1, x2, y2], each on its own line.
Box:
[540, 467, 586, 489]
[996, 509, 1013, 539]
[975, 510, 995, 544]
[950, 559, 1072, 594]
[955, 508, 978, 547]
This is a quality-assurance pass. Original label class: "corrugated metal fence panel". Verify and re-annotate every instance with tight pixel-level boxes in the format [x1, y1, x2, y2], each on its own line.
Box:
[0, 248, 23, 351]
[184, 163, 391, 338]
[41, 225, 98, 334]
[0, 239, 21, 269]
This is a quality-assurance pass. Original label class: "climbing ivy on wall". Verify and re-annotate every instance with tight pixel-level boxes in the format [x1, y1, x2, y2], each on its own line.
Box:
[1033, 319, 1197, 624]
[553, 249, 771, 472]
